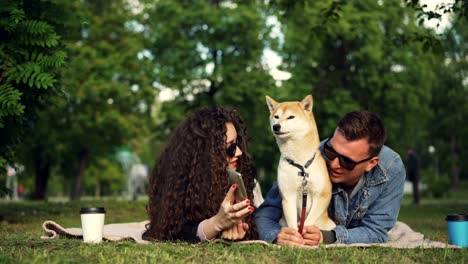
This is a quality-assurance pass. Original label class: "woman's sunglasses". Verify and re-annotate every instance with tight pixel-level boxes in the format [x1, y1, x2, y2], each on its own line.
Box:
[226, 138, 241, 158]
[324, 137, 373, 170]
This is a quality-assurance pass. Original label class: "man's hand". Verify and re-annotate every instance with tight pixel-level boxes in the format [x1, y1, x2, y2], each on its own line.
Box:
[276, 227, 304, 247]
[276, 225, 323, 247]
[301, 225, 322, 246]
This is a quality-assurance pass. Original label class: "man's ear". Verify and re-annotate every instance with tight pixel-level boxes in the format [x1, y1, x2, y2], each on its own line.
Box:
[365, 157, 380, 172]
[266, 95, 278, 112]
[300, 95, 313, 112]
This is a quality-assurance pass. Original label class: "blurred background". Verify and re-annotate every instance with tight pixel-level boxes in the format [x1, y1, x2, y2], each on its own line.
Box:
[1, 0, 466, 202]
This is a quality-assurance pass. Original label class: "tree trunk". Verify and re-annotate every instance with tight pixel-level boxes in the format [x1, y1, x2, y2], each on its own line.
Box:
[32, 145, 51, 200]
[450, 136, 460, 189]
[70, 148, 89, 200]
[95, 181, 100, 198]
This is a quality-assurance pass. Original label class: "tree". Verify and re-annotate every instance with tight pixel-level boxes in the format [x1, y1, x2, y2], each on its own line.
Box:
[59, 0, 155, 200]
[403, 0, 468, 186]
[406, 0, 467, 28]
[0, 0, 67, 168]
[430, 20, 467, 187]
[269, 0, 436, 155]
[19, 0, 155, 200]
[141, 0, 278, 187]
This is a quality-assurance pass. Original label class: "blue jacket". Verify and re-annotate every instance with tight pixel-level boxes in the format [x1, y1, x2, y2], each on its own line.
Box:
[255, 144, 406, 244]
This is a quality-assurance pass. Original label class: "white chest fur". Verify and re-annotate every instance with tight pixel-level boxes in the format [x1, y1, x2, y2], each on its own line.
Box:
[277, 151, 335, 230]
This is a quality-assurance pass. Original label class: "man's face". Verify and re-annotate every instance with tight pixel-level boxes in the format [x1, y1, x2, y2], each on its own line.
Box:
[325, 129, 379, 188]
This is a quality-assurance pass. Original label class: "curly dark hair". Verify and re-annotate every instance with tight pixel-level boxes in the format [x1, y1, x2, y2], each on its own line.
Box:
[143, 107, 258, 241]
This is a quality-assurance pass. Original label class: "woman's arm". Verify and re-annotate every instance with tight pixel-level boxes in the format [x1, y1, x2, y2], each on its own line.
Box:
[199, 184, 253, 241]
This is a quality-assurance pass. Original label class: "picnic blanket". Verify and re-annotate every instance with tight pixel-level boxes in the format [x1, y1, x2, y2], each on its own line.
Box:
[41, 220, 460, 248]
[42, 220, 152, 244]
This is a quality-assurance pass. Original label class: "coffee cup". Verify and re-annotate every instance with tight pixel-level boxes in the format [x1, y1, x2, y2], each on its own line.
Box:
[446, 213, 468, 248]
[80, 207, 106, 243]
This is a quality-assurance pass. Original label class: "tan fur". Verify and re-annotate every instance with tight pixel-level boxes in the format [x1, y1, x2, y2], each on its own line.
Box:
[266, 95, 335, 231]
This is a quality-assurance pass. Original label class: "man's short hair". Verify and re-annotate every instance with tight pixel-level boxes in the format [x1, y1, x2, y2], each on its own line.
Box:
[337, 110, 386, 157]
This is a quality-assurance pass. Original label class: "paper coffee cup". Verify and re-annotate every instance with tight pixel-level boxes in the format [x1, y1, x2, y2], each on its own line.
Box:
[446, 213, 468, 248]
[80, 207, 106, 243]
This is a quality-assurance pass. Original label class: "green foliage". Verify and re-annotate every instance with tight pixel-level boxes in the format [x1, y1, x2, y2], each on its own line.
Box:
[268, 0, 441, 159]
[142, 0, 278, 185]
[0, 84, 24, 122]
[428, 20, 468, 186]
[0, 6, 25, 32]
[422, 170, 451, 198]
[84, 158, 124, 196]
[17, 0, 156, 199]
[5, 63, 57, 89]
[0, 186, 13, 196]
[406, 0, 467, 25]
[2, 0, 467, 198]
[0, 0, 67, 164]
[0, 2, 65, 100]
[423, 174, 450, 198]
[16, 20, 60, 47]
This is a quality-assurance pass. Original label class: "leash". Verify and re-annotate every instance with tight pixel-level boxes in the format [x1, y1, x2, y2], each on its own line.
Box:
[285, 151, 317, 234]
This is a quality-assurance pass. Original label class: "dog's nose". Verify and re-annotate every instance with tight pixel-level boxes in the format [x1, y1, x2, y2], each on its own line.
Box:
[273, 124, 281, 132]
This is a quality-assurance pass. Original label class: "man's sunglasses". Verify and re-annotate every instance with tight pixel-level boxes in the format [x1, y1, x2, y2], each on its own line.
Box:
[324, 137, 373, 170]
[227, 138, 241, 158]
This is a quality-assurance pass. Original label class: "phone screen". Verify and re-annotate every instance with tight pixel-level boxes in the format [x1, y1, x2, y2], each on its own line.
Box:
[227, 169, 248, 202]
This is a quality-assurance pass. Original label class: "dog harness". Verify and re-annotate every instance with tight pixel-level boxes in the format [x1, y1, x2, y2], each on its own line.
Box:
[285, 150, 317, 234]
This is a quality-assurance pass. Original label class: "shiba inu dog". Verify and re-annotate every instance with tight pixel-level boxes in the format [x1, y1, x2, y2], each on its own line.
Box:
[266, 95, 335, 231]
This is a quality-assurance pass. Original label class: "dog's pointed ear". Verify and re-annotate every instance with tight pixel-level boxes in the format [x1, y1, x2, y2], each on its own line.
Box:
[266, 95, 278, 111]
[300, 95, 313, 112]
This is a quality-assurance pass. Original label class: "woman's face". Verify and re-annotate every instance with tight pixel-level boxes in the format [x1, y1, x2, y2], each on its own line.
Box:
[225, 122, 242, 170]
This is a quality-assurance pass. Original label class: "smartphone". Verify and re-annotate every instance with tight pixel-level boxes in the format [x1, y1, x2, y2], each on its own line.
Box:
[227, 169, 248, 202]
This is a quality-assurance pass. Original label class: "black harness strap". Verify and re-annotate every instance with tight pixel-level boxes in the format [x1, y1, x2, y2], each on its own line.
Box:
[285, 151, 316, 178]
[285, 151, 317, 234]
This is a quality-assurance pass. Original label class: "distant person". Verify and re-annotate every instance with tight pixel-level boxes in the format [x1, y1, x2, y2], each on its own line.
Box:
[18, 184, 25, 198]
[128, 163, 148, 201]
[143, 108, 261, 242]
[6, 165, 18, 200]
[407, 149, 420, 205]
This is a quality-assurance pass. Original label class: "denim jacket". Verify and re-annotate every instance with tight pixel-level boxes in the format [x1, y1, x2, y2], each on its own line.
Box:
[255, 144, 406, 244]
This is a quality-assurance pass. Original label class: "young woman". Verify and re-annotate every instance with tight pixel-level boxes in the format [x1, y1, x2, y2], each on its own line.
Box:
[143, 107, 258, 242]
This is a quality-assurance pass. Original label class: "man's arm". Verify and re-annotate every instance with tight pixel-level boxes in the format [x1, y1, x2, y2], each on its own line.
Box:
[334, 156, 406, 244]
[255, 182, 283, 242]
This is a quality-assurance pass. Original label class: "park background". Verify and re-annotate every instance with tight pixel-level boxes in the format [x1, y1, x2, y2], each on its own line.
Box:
[1, 0, 467, 262]
[1, 0, 466, 201]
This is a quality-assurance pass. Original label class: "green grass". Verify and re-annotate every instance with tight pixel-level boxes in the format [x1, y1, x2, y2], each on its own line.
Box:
[1, 189, 467, 263]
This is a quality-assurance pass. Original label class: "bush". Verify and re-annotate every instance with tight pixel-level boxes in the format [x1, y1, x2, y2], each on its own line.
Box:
[422, 170, 450, 198]
[0, 186, 12, 196]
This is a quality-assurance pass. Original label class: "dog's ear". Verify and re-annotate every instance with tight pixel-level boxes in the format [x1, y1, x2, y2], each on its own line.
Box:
[265, 95, 278, 111]
[300, 95, 313, 112]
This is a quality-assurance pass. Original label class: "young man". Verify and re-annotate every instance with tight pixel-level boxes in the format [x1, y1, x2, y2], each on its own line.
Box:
[256, 110, 406, 246]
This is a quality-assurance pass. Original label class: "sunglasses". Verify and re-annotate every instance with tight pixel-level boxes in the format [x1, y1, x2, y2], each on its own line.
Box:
[324, 137, 373, 170]
[226, 138, 241, 158]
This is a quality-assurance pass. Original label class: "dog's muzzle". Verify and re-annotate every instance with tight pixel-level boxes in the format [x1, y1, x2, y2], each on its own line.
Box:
[273, 124, 281, 132]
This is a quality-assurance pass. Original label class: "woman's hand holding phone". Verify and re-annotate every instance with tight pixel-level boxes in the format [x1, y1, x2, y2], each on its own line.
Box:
[227, 169, 248, 202]
[204, 184, 254, 239]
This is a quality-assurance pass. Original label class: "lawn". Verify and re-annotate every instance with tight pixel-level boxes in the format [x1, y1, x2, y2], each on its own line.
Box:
[1, 185, 467, 263]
